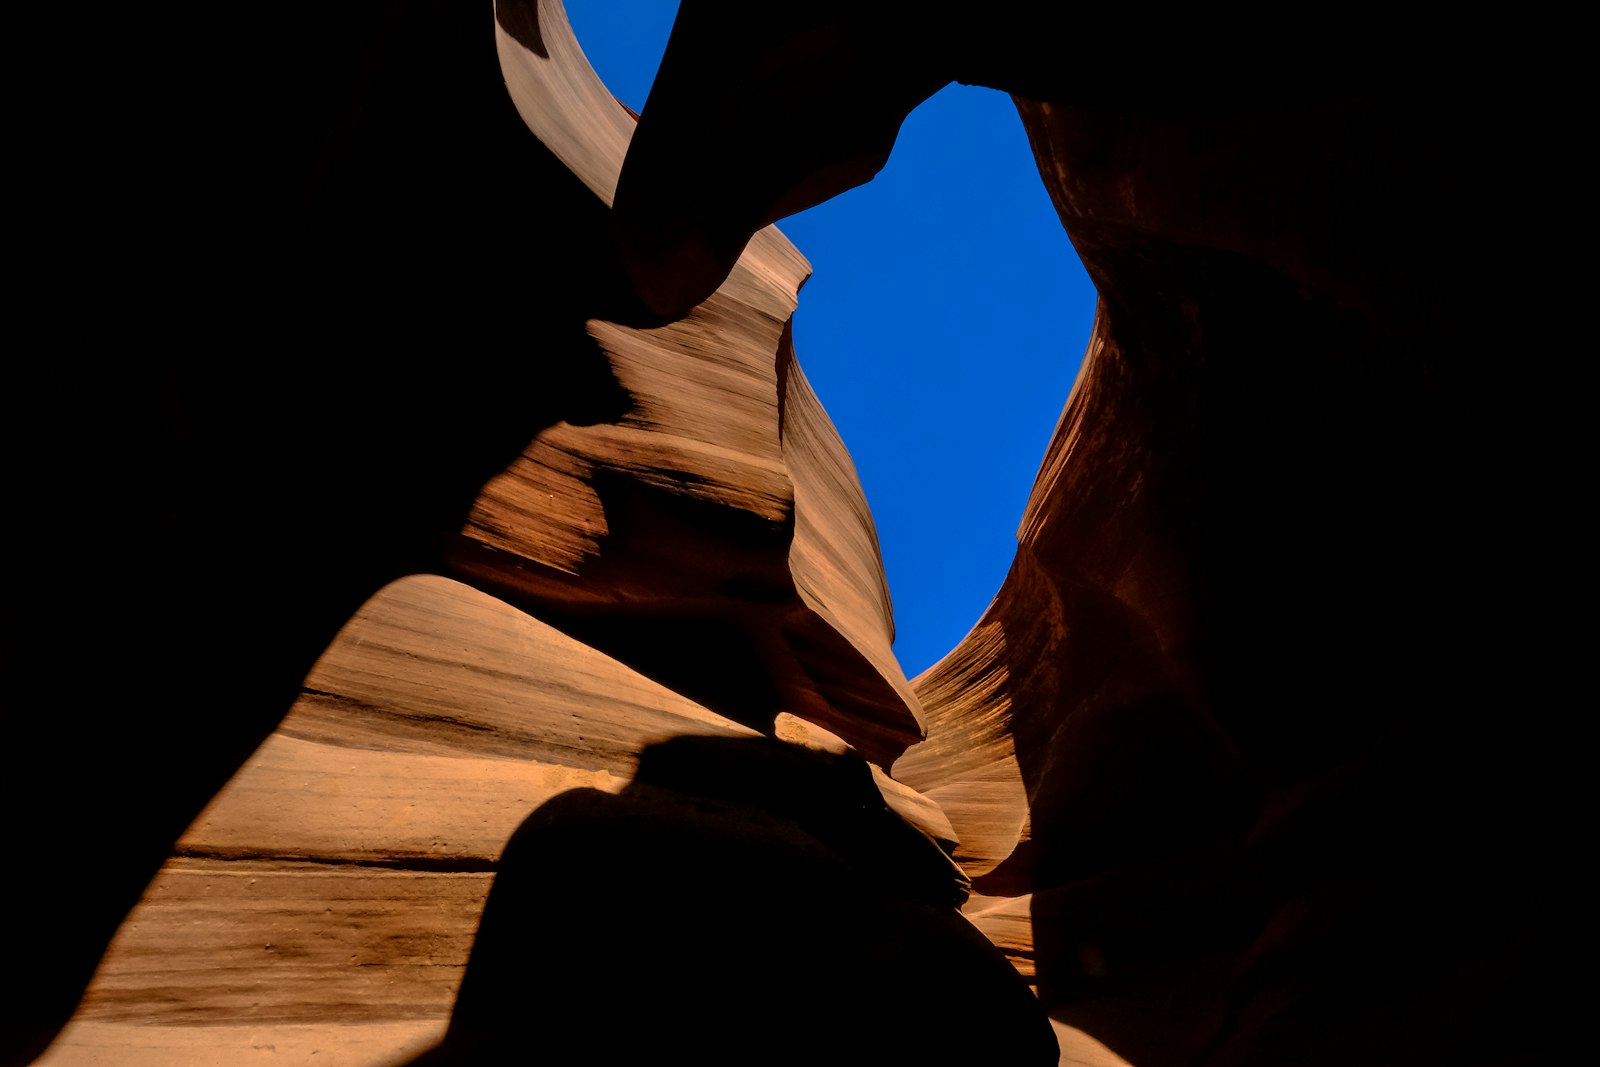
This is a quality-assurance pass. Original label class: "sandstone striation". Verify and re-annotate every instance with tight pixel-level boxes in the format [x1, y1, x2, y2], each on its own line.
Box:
[613, 5, 1574, 1067]
[7, 2, 1578, 1067]
[9, 2, 1008, 1064]
[36, 573, 748, 1065]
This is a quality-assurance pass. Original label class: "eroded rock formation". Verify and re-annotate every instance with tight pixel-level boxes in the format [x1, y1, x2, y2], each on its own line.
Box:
[7, 2, 1576, 1066]
[10, 2, 1008, 1064]
[612, 5, 1574, 1067]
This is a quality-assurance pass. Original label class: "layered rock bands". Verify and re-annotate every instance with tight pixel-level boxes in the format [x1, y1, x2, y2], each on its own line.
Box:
[9, 3, 1576, 1067]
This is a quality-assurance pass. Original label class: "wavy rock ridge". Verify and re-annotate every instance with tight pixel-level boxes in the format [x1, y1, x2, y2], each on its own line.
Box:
[9, 3, 1577, 1067]
[18, 3, 1019, 1065]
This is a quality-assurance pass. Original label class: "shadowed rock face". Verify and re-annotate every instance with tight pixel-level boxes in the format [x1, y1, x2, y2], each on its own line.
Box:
[9, 2, 922, 1062]
[458, 3, 925, 765]
[615, 5, 1577, 1067]
[9, 2, 1579, 1066]
[9, 6, 634, 1059]
[411, 736, 1055, 1067]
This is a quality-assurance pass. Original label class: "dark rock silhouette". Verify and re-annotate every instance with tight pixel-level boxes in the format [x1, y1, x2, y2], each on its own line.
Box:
[8, 3, 920, 1062]
[409, 737, 1057, 1066]
[7, 5, 629, 1060]
[9, 2, 1581, 1065]
[615, 4, 1579, 1065]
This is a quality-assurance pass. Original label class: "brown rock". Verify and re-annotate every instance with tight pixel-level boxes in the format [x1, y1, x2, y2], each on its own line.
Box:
[409, 735, 1054, 1067]
[35, 575, 750, 1064]
[613, 5, 1575, 1066]
[8, 3, 929, 1060]
[466, 1, 923, 767]
[12, 2, 1579, 1065]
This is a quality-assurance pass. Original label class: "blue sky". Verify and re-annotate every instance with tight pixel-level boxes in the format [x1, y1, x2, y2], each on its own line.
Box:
[564, 1, 1097, 677]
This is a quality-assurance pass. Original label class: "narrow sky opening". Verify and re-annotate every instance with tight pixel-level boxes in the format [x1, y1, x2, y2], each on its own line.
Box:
[565, 1, 1098, 678]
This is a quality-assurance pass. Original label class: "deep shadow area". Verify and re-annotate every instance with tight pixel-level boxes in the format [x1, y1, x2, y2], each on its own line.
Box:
[5, 3, 1582, 1064]
[1003, 99, 1574, 1067]
[612, 5, 1580, 1065]
[408, 735, 1056, 1066]
[4, 4, 655, 1061]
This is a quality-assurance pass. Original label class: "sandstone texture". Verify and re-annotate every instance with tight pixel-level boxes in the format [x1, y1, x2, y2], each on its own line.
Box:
[6, 3, 1576, 1067]
[613, 6, 1574, 1066]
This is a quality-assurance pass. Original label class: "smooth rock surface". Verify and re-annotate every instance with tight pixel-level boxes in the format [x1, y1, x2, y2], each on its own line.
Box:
[11, 3, 1579, 1066]
[614, 5, 1576, 1066]
[7, 4, 929, 1061]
